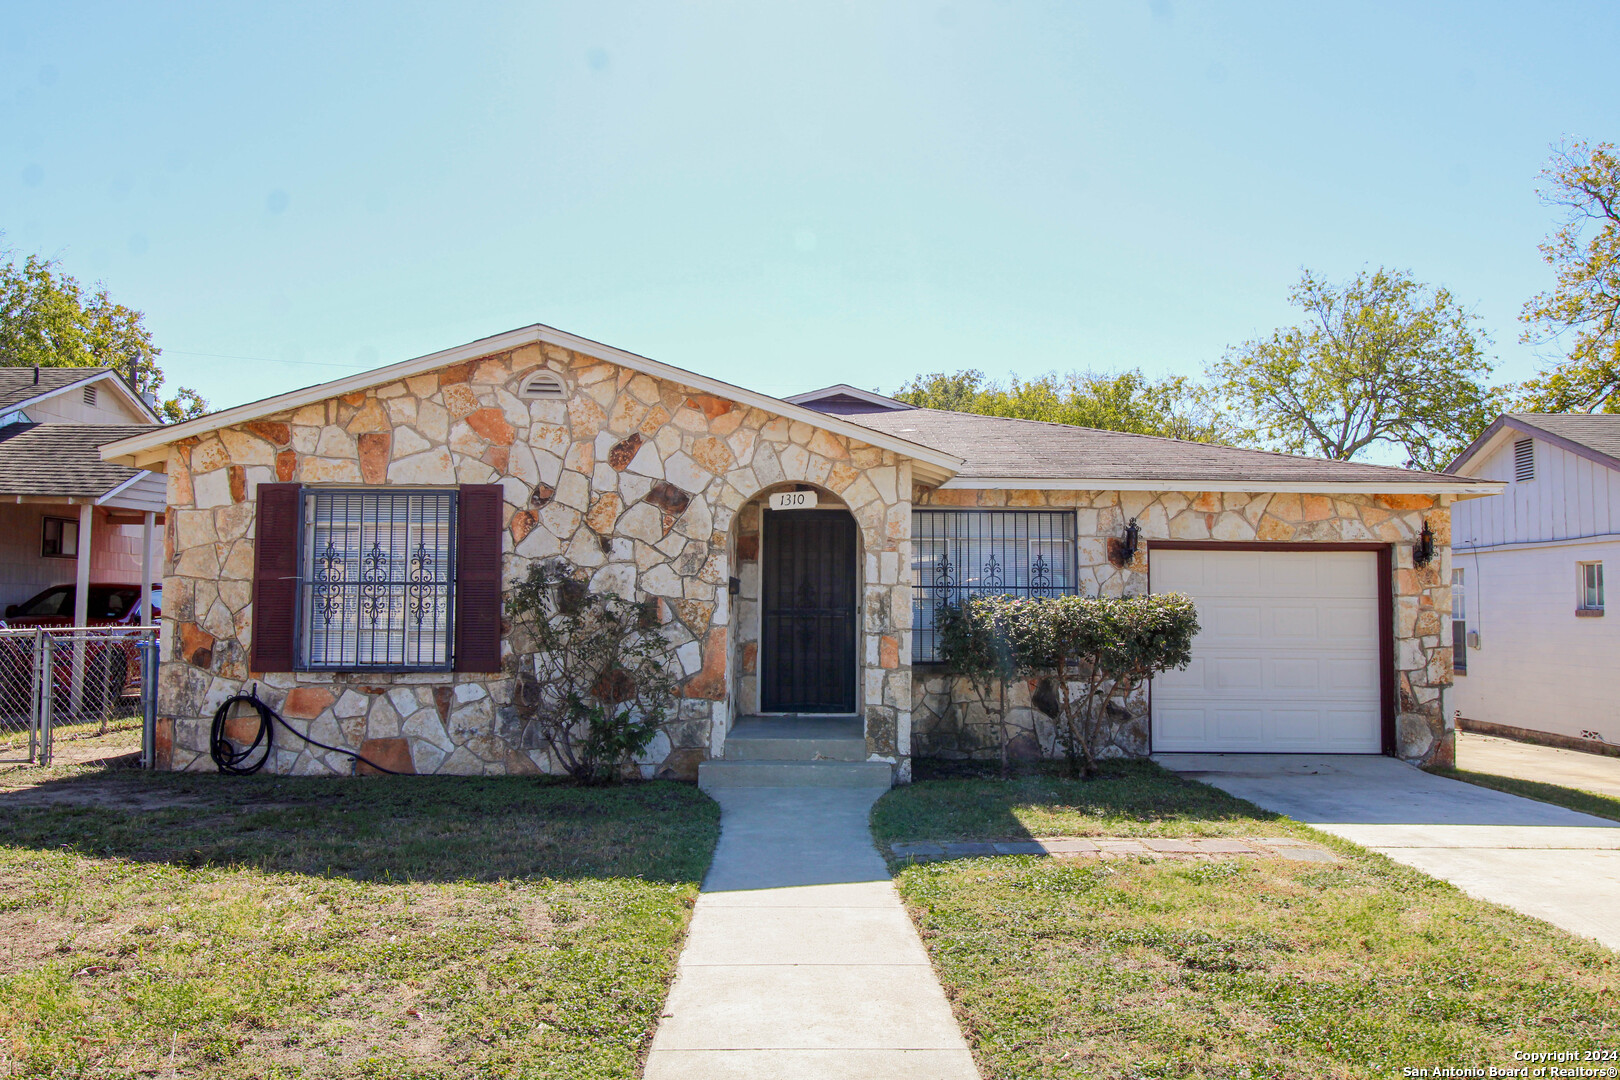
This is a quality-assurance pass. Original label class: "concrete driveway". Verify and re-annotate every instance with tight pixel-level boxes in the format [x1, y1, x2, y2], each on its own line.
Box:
[1457, 732, 1620, 799]
[1154, 754, 1620, 952]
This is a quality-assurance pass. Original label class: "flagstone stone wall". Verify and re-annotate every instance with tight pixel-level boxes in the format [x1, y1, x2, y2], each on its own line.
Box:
[154, 342, 913, 778]
[909, 487, 1455, 767]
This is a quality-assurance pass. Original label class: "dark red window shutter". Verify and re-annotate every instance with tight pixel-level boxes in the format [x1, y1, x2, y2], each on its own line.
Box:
[250, 483, 301, 672]
[455, 484, 504, 673]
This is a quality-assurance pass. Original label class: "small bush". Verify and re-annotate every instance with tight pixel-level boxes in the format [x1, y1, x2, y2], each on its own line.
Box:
[505, 560, 679, 784]
[935, 593, 1200, 778]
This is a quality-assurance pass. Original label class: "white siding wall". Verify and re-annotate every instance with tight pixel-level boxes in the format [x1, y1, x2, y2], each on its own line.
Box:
[24, 381, 150, 425]
[1453, 434, 1620, 549]
[1451, 538, 1620, 743]
[1452, 432, 1620, 744]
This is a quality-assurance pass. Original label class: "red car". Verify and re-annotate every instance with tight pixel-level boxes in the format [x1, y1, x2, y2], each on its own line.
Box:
[3, 583, 161, 628]
[0, 583, 161, 715]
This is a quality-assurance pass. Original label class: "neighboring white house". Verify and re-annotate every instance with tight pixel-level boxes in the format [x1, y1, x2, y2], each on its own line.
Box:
[1447, 413, 1620, 749]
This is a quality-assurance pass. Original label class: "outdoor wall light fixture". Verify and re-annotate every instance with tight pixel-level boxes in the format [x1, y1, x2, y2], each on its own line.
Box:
[1412, 519, 1436, 568]
[1116, 517, 1141, 566]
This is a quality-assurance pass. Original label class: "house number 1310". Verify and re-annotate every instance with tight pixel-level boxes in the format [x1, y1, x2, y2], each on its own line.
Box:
[768, 491, 819, 510]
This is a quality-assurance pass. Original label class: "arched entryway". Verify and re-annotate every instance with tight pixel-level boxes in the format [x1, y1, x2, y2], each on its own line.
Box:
[760, 508, 859, 713]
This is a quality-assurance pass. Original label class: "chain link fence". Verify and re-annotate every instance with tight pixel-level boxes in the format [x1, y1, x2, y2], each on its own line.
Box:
[0, 627, 157, 766]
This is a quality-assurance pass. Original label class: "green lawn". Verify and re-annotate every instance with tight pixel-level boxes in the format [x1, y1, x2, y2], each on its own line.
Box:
[0, 762, 719, 1079]
[1426, 765, 1620, 823]
[876, 761, 1619, 1080]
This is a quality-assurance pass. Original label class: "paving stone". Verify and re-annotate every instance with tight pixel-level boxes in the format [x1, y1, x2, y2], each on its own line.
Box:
[1190, 839, 1258, 854]
[1037, 838, 1100, 854]
[1142, 838, 1199, 853]
[941, 842, 1000, 857]
[992, 842, 1047, 856]
[1267, 847, 1339, 863]
[1093, 839, 1150, 853]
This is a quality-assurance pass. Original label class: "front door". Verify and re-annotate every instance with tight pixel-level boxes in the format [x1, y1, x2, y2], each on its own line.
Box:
[761, 509, 857, 713]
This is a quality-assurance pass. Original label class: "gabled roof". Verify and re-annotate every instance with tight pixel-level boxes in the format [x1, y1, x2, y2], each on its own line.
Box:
[845, 408, 1501, 495]
[1449, 413, 1620, 476]
[97, 321, 1501, 497]
[785, 384, 914, 414]
[0, 365, 159, 422]
[0, 423, 160, 499]
[99, 324, 966, 484]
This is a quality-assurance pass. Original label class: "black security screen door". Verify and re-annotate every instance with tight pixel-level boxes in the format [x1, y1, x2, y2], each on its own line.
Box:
[761, 509, 858, 713]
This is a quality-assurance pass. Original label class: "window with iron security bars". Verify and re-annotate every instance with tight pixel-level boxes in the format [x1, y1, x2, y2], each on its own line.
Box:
[299, 490, 456, 671]
[911, 509, 1077, 663]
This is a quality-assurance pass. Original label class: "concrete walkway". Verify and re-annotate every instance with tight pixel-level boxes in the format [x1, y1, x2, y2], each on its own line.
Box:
[644, 787, 980, 1080]
[1458, 731, 1620, 798]
[1156, 754, 1620, 952]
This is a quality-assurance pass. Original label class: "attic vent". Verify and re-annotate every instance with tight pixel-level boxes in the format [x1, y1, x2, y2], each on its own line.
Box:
[82, 385, 97, 407]
[519, 371, 565, 399]
[1514, 438, 1534, 482]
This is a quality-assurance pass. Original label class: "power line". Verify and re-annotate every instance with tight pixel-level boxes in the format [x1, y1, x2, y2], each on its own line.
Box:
[163, 349, 367, 369]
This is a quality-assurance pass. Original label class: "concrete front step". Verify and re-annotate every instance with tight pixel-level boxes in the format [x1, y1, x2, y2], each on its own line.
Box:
[699, 759, 894, 792]
[722, 733, 868, 762]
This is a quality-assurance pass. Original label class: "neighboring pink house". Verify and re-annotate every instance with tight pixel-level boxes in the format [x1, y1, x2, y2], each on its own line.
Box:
[0, 367, 165, 624]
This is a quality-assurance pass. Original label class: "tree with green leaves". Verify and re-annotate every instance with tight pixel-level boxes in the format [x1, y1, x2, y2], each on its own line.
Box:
[1208, 267, 1499, 471]
[0, 247, 207, 422]
[892, 368, 1237, 444]
[1516, 139, 1620, 413]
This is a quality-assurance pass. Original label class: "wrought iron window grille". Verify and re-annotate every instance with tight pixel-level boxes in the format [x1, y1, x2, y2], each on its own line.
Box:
[298, 489, 457, 671]
[911, 509, 1078, 663]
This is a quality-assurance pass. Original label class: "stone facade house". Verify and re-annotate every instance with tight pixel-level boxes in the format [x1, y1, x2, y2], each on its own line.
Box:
[101, 324, 1502, 782]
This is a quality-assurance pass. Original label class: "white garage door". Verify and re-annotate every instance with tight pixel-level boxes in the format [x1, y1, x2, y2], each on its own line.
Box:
[1150, 548, 1382, 753]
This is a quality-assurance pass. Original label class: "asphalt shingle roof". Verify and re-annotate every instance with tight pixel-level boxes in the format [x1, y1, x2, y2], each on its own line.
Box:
[1504, 412, 1620, 466]
[842, 407, 1484, 486]
[0, 366, 113, 412]
[0, 423, 160, 498]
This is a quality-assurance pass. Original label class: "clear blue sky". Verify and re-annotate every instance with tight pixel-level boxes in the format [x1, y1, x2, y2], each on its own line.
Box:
[4, 2, 1618, 413]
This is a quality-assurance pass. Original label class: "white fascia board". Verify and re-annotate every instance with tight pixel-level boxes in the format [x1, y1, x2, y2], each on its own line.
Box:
[937, 476, 1506, 497]
[95, 470, 164, 508]
[101, 324, 964, 476]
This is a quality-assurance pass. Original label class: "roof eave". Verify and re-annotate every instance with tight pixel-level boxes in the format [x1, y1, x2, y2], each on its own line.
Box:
[783, 383, 913, 411]
[100, 324, 964, 478]
[937, 476, 1505, 497]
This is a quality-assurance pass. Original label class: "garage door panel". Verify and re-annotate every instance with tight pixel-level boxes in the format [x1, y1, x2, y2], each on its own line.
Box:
[1272, 658, 1319, 688]
[1214, 657, 1263, 689]
[1156, 707, 1210, 742]
[1324, 657, 1378, 691]
[1214, 710, 1265, 742]
[1151, 548, 1382, 754]
[1266, 709, 1321, 743]
[1270, 555, 1319, 590]
[1209, 603, 1263, 638]
[1270, 606, 1320, 640]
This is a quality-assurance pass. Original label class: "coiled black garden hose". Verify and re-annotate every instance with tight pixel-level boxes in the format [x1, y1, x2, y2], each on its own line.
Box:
[210, 685, 403, 775]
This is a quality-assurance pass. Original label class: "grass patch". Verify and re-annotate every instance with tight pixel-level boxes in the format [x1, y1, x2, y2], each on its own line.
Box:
[878, 760, 1620, 1079]
[0, 763, 719, 1078]
[873, 759, 1313, 845]
[1426, 766, 1620, 823]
